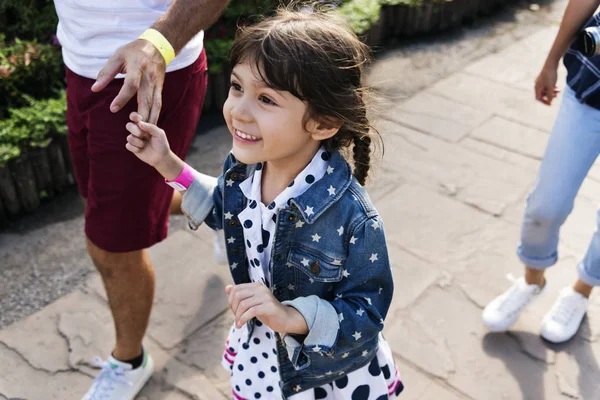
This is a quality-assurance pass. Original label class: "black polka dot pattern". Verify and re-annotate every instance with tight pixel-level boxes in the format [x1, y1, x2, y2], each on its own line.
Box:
[351, 385, 370, 400]
[368, 358, 381, 376]
[381, 364, 391, 380]
[315, 387, 328, 399]
[224, 148, 402, 400]
[335, 375, 348, 389]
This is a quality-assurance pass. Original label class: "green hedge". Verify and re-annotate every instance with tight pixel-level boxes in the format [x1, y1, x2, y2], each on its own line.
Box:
[0, 92, 66, 165]
[0, 0, 58, 43]
[337, 0, 382, 35]
[0, 35, 65, 119]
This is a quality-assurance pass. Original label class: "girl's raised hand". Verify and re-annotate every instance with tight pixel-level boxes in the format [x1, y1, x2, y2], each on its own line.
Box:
[126, 112, 171, 167]
[225, 283, 308, 335]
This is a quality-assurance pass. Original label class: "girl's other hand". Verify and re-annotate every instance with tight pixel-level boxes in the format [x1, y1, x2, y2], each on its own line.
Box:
[126, 112, 171, 167]
[225, 283, 308, 335]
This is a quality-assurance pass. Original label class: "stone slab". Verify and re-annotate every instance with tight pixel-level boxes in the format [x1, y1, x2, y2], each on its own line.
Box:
[385, 285, 563, 400]
[376, 183, 492, 265]
[430, 72, 560, 132]
[469, 115, 548, 160]
[386, 92, 491, 142]
[378, 120, 535, 217]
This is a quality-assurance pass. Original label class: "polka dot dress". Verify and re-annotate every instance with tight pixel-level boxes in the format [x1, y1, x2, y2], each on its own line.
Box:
[221, 148, 403, 399]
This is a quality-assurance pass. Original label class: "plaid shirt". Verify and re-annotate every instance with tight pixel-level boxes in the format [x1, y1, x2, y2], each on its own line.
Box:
[564, 13, 600, 110]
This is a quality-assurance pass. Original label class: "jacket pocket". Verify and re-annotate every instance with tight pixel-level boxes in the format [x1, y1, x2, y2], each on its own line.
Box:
[287, 244, 345, 283]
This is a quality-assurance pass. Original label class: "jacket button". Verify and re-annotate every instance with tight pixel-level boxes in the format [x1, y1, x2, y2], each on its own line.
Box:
[232, 248, 243, 255]
[228, 219, 238, 226]
[288, 215, 296, 222]
[310, 260, 320, 275]
[231, 172, 239, 180]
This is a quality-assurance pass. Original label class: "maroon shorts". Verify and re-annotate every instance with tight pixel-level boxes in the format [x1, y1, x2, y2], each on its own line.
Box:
[66, 50, 208, 253]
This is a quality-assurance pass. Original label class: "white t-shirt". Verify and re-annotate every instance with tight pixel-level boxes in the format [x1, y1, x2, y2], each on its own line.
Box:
[54, 0, 204, 79]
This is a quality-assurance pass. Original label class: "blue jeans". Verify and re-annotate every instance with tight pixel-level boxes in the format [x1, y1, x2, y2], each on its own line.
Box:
[518, 86, 600, 287]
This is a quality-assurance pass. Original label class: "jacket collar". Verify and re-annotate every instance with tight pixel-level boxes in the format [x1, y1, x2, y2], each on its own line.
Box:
[227, 149, 354, 224]
[289, 150, 353, 224]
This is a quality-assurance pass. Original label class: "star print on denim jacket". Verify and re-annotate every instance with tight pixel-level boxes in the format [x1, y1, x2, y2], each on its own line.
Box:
[180, 149, 394, 398]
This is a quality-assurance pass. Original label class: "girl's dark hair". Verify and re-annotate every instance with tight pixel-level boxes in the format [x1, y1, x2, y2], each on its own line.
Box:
[228, 5, 379, 185]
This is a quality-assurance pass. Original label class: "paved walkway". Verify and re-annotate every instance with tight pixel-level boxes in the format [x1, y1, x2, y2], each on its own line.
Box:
[2, 4, 600, 400]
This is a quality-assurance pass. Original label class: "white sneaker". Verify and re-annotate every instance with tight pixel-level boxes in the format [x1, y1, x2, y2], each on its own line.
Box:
[540, 287, 588, 343]
[82, 352, 154, 400]
[482, 275, 546, 332]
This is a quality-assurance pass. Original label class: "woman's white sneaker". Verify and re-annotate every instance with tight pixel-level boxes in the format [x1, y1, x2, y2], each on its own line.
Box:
[540, 287, 588, 343]
[81, 352, 154, 400]
[482, 275, 546, 332]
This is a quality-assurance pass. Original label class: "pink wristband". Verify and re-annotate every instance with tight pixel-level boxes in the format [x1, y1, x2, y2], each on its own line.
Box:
[165, 163, 195, 191]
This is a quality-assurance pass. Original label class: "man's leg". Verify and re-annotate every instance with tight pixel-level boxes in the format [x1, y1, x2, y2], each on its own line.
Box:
[87, 240, 155, 360]
[70, 51, 207, 399]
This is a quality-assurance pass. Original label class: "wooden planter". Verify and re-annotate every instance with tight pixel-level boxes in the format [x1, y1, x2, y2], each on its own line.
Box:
[380, 0, 517, 40]
[0, 135, 76, 228]
[0, 164, 20, 216]
[27, 142, 55, 199]
[9, 154, 40, 213]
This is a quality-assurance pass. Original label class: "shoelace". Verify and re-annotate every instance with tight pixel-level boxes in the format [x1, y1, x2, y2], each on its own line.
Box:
[88, 356, 133, 400]
[497, 273, 536, 313]
[550, 293, 583, 325]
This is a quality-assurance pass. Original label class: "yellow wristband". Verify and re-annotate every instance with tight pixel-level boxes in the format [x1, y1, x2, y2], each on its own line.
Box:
[138, 28, 175, 65]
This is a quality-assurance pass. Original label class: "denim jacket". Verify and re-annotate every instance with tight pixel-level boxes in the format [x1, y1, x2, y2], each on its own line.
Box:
[181, 149, 394, 398]
[564, 13, 600, 110]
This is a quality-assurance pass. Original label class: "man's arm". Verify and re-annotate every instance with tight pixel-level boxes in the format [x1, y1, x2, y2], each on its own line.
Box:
[92, 0, 230, 124]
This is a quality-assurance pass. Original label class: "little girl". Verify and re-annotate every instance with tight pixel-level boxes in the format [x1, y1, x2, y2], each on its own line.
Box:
[125, 7, 403, 399]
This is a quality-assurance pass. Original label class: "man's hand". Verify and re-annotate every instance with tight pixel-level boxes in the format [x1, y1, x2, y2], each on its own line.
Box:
[92, 39, 166, 124]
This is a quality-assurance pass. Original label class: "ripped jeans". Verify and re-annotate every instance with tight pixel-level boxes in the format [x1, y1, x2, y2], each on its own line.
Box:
[518, 86, 600, 286]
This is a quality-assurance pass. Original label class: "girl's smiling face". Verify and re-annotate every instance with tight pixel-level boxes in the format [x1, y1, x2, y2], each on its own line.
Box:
[223, 62, 325, 173]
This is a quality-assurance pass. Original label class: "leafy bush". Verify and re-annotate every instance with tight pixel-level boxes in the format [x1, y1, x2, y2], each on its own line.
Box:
[205, 38, 236, 73]
[223, 0, 276, 20]
[0, 0, 58, 43]
[0, 92, 67, 151]
[0, 143, 21, 167]
[336, 0, 382, 35]
[380, 0, 424, 5]
[0, 35, 65, 118]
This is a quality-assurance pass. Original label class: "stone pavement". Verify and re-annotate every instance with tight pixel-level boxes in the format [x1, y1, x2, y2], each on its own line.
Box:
[3, 7, 600, 400]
